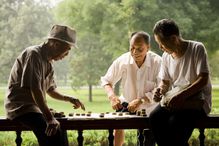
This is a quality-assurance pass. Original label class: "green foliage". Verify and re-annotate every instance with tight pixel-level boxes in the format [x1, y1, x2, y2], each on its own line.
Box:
[209, 45, 219, 78]
[55, 0, 114, 90]
[0, 0, 53, 84]
[53, 0, 219, 91]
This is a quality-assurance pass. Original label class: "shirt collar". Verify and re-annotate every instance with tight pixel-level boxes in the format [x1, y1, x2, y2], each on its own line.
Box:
[129, 51, 151, 68]
[39, 43, 50, 62]
[144, 51, 152, 68]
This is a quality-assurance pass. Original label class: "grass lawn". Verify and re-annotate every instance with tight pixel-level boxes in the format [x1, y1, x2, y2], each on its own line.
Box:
[1, 86, 219, 115]
[0, 87, 113, 116]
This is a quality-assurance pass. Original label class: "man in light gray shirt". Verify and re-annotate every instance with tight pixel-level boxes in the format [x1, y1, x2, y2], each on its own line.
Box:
[5, 25, 85, 146]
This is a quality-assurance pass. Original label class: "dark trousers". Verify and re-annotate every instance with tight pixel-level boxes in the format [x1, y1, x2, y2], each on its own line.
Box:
[14, 112, 69, 146]
[149, 104, 206, 146]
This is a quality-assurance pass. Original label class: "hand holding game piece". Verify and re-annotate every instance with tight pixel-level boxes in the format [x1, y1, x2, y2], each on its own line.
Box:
[109, 95, 123, 111]
[128, 99, 141, 113]
[153, 88, 163, 102]
[67, 96, 85, 111]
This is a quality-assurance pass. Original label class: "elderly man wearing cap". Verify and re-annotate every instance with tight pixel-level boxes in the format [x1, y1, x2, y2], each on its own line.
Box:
[4, 25, 85, 146]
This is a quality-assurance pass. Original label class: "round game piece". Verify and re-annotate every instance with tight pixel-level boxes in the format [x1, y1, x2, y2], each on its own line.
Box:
[112, 112, 117, 115]
[118, 112, 123, 116]
[81, 113, 86, 116]
[141, 109, 146, 112]
[99, 113, 105, 117]
[105, 112, 110, 114]
[68, 113, 74, 117]
[86, 113, 91, 116]
[88, 111, 92, 114]
[124, 112, 130, 115]
[141, 114, 147, 117]
[59, 112, 65, 117]
[75, 113, 80, 116]
[54, 112, 62, 118]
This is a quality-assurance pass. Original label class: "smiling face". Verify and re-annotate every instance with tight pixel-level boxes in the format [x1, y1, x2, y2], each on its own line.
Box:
[129, 34, 150, 67]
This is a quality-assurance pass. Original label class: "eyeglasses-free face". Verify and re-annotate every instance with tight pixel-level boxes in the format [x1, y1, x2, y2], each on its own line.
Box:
[130, 37, 149, 63]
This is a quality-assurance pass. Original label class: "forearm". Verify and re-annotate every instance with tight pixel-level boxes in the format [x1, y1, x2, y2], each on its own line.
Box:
[104, 84, 116, 99]
[181, 73, 209, 99]
[139, 94, 152, 103]
[31, 89, 54, 121]
[159, 80, 170, 94]
[47, 89, 68, 101]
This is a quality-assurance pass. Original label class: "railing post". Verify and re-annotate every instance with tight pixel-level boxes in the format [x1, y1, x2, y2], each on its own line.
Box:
[199, 128, 205, 146]
[143, 129, 156, 146]
[15, 130, 22, 146]
[137, 129, 144, 146]
[108, 129, 114, 146]
[77, 130, 84, 146]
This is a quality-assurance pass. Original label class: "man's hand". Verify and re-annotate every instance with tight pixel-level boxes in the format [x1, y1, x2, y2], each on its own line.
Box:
[127, 99, 142, 113]
[45, 118, 60, 136]
[67, 96, 85, 111]
[109, 95, 122, 111]
[153, 87, 164, 102]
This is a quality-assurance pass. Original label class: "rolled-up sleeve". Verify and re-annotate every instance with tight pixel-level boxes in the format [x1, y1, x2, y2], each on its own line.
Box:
[101, 59, 123, 87]
[21, 51, 42, 91]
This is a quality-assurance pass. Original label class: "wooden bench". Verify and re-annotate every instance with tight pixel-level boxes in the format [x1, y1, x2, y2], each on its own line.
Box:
[0, 114, 219, 146]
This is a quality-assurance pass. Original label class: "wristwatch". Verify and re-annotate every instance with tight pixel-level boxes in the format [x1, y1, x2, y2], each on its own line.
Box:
[140, 98, 146, 104]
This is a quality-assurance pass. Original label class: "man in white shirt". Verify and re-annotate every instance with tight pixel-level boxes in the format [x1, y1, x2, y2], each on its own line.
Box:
[101, 31, 161, 146]
[150, 19, 212, 146]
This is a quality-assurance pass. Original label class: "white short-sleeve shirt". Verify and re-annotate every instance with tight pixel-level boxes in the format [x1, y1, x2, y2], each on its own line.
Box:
[101, 51, 162, 115]
[159, 41, 212, 114]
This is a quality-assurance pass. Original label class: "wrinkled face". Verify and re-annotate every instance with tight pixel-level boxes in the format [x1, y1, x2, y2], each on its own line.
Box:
[154, 34, 175, 54]
[130, 36, 149, 63]
[52, 41, 71, 61]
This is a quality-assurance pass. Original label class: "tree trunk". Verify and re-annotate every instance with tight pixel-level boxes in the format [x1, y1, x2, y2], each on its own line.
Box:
[89, 84, 92, 102]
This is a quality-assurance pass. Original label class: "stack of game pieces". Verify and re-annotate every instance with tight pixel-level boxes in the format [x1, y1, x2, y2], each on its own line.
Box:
[136, 109, 147, 117]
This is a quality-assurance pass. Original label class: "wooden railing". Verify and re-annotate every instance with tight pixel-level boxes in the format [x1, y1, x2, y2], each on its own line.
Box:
[0, 114, 219, 146]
